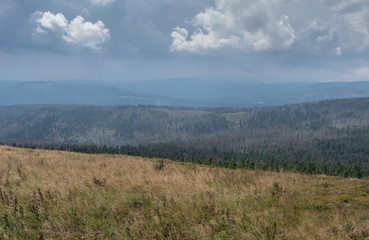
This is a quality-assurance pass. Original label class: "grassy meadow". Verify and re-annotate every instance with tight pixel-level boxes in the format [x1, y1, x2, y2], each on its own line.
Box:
[0, 146, 368, 239]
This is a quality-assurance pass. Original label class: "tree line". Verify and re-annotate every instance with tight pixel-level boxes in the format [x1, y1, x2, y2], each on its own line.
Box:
[5, 136, 368, 179]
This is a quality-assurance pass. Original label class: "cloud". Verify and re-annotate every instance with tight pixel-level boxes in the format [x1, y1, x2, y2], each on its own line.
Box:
[170, 0, 296, 53]
[89, 0, 115, 7]
[62, 16, 110, 49]
[34, 11, 110, 50]
[308, 21, 335, 45]
[329, 0, 365, 13]
[325, 0, 369, 52]
[36, 12, 68, 32]
[349, 67, 369, 80]
[297, 20, 338, 54]
[335, 46, 342, 56]
[170, 0, 369, 56]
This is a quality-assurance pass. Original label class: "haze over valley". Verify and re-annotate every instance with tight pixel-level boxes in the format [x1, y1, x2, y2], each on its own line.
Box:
[2, 79, 369, 107]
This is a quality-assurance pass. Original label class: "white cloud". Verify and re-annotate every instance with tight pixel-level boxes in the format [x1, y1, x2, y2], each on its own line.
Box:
[275, 15, 296, 48]
[335, 46, 342, 55]
[170, 0, 296, 53]
[36, 12, 68, 32]
[89, 0, 115, 7]
[62, 16, 110, 49]
[34, 11, 110, 50]
[170, 26, 240, 53]
[170, 0, 369, 56]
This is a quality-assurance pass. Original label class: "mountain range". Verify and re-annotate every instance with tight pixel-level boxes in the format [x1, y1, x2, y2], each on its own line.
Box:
[2, 79, 369, 107]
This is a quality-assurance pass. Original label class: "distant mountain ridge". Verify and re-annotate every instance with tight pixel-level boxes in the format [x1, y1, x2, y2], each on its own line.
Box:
[1, 98, 369, 178]
[1, 79, 369, 107]
[0, 81, 199, 106]
[1, 97, 369, 146]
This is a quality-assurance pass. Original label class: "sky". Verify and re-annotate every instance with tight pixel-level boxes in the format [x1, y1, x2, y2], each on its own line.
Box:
[1, 0, 369, 82]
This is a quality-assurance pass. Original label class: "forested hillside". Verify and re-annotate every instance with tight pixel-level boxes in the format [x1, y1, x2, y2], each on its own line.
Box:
[1, 98, 369, 146]
[1, 98, 369, 177]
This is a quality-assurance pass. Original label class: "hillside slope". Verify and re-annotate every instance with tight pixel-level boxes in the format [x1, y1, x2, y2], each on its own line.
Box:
[1, 98, 369, 178]
[1, 98, 369, 146]
[0, 146, 368, 239]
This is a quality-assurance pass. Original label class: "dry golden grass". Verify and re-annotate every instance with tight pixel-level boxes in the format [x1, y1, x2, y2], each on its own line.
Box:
[0, 146, 368, 239]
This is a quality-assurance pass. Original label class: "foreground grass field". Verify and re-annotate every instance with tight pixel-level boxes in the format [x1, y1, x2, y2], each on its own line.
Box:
[0, 146, 368, 239]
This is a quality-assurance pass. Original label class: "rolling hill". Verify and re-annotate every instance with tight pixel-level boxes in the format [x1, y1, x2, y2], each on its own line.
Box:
[0, 146, 368, 239]
[0, 98, 369, 178]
